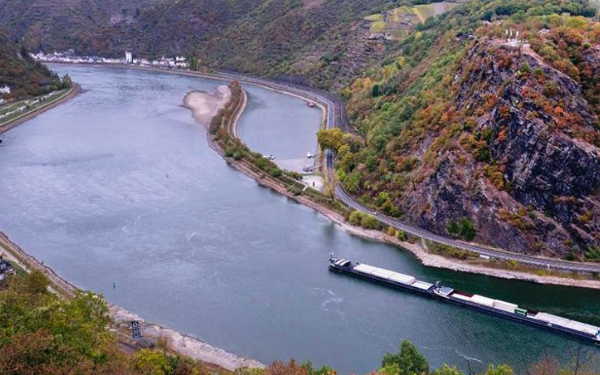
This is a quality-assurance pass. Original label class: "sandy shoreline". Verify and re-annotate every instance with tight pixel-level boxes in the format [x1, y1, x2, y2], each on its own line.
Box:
[184, 86, 231, 125]
[110, 306, 264, 370]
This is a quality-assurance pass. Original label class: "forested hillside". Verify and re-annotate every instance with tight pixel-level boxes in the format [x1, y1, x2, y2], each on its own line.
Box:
[0, 0, 430, 89]
[0, 0, 161, 54]
[0, 31, 62, 100]
[332, 0, 600, 258]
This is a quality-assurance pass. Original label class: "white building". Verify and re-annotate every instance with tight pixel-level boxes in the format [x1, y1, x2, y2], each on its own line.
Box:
[125, 51, 133, 64]
[0, 85, 10, 95]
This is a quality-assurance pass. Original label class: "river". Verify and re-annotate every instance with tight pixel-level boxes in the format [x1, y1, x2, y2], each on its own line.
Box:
[0, 65, 598, 374]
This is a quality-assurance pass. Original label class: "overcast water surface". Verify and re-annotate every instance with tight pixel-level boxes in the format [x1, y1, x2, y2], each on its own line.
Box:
[0, 65, 598, 374]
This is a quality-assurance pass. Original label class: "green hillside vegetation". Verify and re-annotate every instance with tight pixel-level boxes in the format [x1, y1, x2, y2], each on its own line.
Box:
[1, 272, 596, 375]
[0, 32, 63, 100]
[327, 0, 600, 257]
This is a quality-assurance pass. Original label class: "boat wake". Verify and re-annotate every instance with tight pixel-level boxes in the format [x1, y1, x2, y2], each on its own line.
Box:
[454, 350, 483, 364]
[311, 288, 346, 321]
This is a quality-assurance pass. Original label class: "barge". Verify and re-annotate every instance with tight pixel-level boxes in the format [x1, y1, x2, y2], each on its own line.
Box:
[328, 256, 600, 345]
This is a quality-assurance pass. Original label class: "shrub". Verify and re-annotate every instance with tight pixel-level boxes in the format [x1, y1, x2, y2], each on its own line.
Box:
[361, 214, 381, 230]
[349, 211, 363, 226]
[446, 220, 459, 236]
[458, 218, 476, 241]
[382, 340, 429, 375]
[255, 157, 274, 171]
[585, 247, 600, 262]
[270, 168, 283, 178]
[397, 230, 408, 241]
[288, 186, 303, 196]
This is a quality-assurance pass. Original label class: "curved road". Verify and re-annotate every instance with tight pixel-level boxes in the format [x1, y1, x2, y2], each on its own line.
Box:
[211, 70, 600, 274]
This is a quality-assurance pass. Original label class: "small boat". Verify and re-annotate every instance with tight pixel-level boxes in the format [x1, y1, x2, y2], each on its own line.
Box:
[307, 152, 313, 159]
[268, 154, 276, 161]
[306, 101, 315, 108]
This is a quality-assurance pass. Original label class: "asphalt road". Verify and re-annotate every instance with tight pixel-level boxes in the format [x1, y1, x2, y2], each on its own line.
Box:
[211, 70, 600, 274]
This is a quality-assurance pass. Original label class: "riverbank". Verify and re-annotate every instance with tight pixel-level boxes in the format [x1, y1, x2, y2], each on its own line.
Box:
[0, 79, 266, 370]
[181, 73, 600, 290]
[16, 62, 600, 286]
[0, 85, 80, 135]
[184, 86, 231, 126]
[0, 228, 265, 371]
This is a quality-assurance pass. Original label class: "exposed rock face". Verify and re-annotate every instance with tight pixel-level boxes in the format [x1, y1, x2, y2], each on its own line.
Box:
[404, 40, 600, 257]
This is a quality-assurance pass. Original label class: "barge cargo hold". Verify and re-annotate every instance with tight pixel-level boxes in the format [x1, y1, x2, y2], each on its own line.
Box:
[328, 256, 600, 345]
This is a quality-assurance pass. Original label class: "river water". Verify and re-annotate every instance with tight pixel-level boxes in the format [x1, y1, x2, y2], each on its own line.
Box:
[0, 65, 598, 374]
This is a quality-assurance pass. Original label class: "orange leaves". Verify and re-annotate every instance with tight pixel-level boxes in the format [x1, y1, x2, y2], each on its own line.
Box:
[497, 128, 508, 142]
[499, 105, 511, 120]
[494, 49, 514, 69]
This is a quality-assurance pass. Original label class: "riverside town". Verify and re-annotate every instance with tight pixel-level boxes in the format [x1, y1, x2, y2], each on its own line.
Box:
[32, 50, 190, 69]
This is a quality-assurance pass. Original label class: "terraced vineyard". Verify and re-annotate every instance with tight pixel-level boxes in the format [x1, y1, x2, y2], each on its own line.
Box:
[365, 1, 460, 40]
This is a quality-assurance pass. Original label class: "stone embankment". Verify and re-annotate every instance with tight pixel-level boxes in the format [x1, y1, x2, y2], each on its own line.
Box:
[0, 85, 80, 135]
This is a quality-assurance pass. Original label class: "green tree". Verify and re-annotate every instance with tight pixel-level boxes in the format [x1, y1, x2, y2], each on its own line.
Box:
[21, 270, 50, 294]
[446, 220, 459, 236]
[317, 128, 344, 151]
[458, 218, 476, 241]
[270, 168, 283, 178]
[361, 214, 381, 230]
[0, 272, 113, 370]
[372, 84, 381, 97]
[585, 247, 600, 261]
[483, 364, 513, 375]
[61, 74, 73, 88]
[345, 171, 362, 194]
[397, 230, 408, 241]
[432, 365, 464, 375]
[381, 340, 429, 375]
[349, 211, 363, 226]
[188, 55, 201, 71]
[135, 349, 172, 375]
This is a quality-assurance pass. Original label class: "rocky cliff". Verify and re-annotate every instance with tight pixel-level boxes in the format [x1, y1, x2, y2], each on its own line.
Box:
[341, 5, 600, 259]
[405, 40, 600, 257]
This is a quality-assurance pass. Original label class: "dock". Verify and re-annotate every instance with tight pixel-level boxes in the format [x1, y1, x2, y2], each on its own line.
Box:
[328, 257, 600, 345]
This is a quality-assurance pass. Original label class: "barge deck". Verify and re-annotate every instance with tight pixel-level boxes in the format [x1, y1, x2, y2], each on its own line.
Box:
[328, 256, 600, 345]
